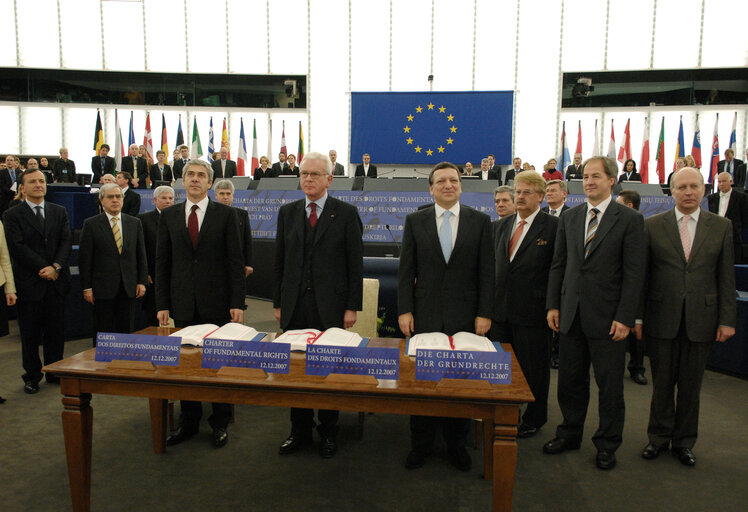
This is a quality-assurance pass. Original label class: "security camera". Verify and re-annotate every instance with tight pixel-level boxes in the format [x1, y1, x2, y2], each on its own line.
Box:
[284, 80, 297, 98]
[572, 77, 594, 98]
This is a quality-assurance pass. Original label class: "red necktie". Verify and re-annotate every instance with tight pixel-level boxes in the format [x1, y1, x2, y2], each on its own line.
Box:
[309, 202, 318, 228]
[188, 204, 199, 248]
[508, 219, 527, 258]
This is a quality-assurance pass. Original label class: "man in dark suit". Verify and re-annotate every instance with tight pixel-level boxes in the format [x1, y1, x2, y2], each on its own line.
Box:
[214, 180, 254, 279]
[354, 153, 378, 178]
[329, 149, 345, 176]
[0, 154, 21, 214]
[707, 171, 748, 264]
[472, 158, 500, 182]
[211, 147, 237, 180]
[735, 149, 748, 189]
[3, 169, 71, 394]
[639, 167, 735, 466]
[618, 159, 642, 183]
[544, 156, 645, 470]
[138, 185, 175, 327]
[91, 144, 116, 184]
[172, 145, 190, 180]
[541, 179, 571, 218]
[115, 172, 141, 216]
[120, 144, 149, 189]
[493, 172, 558, 438]
[52, 148, 76, 183]
[717, 148, 744, 183]
[274, 152, 363, 458]
[566, 153, 583, 180]
[398, 161, 494, 472]
[504, 157, 522, 184]
[156, 159, 244, 448]
[150, 150, 172, 185]
[487, 154, 501, 177]
[272, 151, 289, 176]
[493, 185, 516, 220]
[79, 183, 148, 339]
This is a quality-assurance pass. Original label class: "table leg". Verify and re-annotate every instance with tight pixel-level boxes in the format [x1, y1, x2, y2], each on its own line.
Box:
[492, 413, 519, 512]
[149, 398, 167, 454]
[62, 393, 92, 512]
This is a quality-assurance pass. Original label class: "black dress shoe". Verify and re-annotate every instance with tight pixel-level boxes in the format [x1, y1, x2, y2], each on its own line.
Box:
[278, 433, 312, 455]
[24, 382, 40, 394]
[631, 373, 648, 385]
[166, 426, 198, 446]
[319, 436, 337, 458]
[672, 447, 696, 466]
[0, 395, 6, 404]
[213, 427, 228, 448]
[448, 446, 472, 472]
[596, 449, 616, 470]
[641, 443, 668, 459]
[517, 424, 538, 438]
[405, 450, 427, 470]
[542, 437, 581, 454]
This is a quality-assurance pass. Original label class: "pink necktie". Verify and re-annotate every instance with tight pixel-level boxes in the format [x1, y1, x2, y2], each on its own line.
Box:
[508, 219, 526, 258]
[679, 214, 692, 260]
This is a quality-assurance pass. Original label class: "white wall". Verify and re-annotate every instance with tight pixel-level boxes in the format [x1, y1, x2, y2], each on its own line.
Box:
[1, 0, 746, 180]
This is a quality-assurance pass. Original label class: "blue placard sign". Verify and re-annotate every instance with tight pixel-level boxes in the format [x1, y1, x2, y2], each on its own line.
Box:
[415, 347, 512, 384]
[95, 332, 181, 366]
[201, 339, 290, 373]
[306, 345, 400, 380]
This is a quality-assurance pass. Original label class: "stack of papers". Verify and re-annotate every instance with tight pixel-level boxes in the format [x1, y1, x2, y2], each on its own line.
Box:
[170, 323, 261, 347]
[273, 327, 363, 352]
[407, 332, 496, 356]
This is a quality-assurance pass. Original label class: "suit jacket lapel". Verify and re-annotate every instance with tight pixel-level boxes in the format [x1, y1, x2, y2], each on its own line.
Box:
[313, 198, 337, 245]
[23, 202, 45, 236]
[570, 206, 586, 261]
[661, 209, 687, 264]
[451, 205, 471, 260]
[502, 214, 517, 258]
[196, 200, 216, 248]
[175, 202, 194, 250]
[424, 208, 446, 265]
[513, 212, 545, 261]
[585, 201, 619, 258]
[688, 210, 712, 264]
[294, 200, 305, 245]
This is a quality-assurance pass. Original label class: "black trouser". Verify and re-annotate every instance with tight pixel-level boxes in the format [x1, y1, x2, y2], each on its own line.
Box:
[142, 283, 159, 327]
[410, 415, 470, 454]
[556, 311, 627, 452]
[17, 283, 65, 384]
[647, 318, 712, 450]
[175, 317, 232, 431]
[92, 284, 135, 346]
[627, 332, 646, 376]
[504, 322, 551, 429]
[287, 288, 339, 438]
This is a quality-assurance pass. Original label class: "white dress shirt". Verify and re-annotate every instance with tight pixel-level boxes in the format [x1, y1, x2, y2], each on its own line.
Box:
[185, 196, 210, 230]
[584, 195, 613, 241]
[718, 189, 731, 217]
[675, 206, 700, 244]
[434, 202, 460, 249]
[510, 208, 540, 261]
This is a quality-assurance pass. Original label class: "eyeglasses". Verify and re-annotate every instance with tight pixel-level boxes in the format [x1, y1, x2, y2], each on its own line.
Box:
[300, 171, 327, 179]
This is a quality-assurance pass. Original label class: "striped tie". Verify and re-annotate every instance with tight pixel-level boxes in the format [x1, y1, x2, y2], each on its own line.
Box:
[111, 217, 122, 254]
[584, 208, 599, 258]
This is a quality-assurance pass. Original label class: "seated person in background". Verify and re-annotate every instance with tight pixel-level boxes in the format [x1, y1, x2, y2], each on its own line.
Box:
[254, 156, 273, 180]
[618, 159, 642, 183]
[541, 159, 563, 181]
[283, 154, 300, 177]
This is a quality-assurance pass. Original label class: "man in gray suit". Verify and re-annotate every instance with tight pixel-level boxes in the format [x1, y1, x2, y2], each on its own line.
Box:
[543, 156, 645, 470]
[329, 149, 345, 176]
[639, 167, 735, 467]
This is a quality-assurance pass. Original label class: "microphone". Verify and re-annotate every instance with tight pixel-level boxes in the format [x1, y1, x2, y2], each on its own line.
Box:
[385, 224, 401, 258]
[377, 168, 398, 178]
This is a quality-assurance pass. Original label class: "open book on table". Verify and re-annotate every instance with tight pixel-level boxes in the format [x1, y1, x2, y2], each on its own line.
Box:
[407, 331, 496, 356]
[170, 323, 261, 347]
[272, 327, 363, 352]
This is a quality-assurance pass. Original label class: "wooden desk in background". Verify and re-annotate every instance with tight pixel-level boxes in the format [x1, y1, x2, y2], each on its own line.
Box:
[44, 327, 533, 512]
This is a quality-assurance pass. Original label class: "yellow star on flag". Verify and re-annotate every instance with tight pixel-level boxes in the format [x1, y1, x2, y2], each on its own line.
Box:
[406, 137, 413, 144]
[415, 146, 422, 153]
[437, 146, 445, 153]
[415, 106, 423, 113]
[446, 137, 454, 144]
[426, 149, 433, 156]
[438, 106, 446, 113]
[403, 126, 411, 133]
[450, 125, 457, 133]
[447, 114, 454, 121]
[427, 102, 435, 110]
[407, 114, 414, 121]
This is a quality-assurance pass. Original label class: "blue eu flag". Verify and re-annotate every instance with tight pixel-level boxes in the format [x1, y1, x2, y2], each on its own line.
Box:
[350, 91, 513, 165]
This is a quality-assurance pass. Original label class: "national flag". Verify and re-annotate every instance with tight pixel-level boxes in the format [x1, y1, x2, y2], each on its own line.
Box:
[267, 119, 273, 162]
[143, 113, 154, 164]
[729, 112, 737, 152]
[221, 118, 230, 159]
[160, 114, 168, 164]
[350, 91, 513, 163]
[190, 116, 203, 159]
[640, 116, 650, 184]
[207, 117, 215, 163]
[93, 110, 104, 155]
[575, 120, 582, 158]
[709, 114, 720, 183]
[251, 119, 259, 176]
[559, 121, 570, 174]
[128, 111, 135, 147]
[617, 118, 631, 163]
[672, 116, 684, 171]
[280, 121, 287, 157]
[655, 117, 665, 184]
[297, 121, 305, 164]
[607, 120, 616, 160]
[175, 115, 184, 147]
[237, 118, 248, 177]
[691, 116, 702, 167]
[593, 119, 599, 156]
[114, 109, 124, 174]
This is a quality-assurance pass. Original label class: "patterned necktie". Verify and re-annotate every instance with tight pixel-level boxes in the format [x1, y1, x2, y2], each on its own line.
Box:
[35, 205, 44, 229]
[679, 214, 692, 260]
[439, 210, 453, 262]
[584, 208, 599, 258]
[309, 202, 318, 228]
[133, 157, 138, 178]
[550, 209, 557, 217]
[188, 204, 199, 248]
[509, 219, 527, 259]
[111, 217, 122, 254]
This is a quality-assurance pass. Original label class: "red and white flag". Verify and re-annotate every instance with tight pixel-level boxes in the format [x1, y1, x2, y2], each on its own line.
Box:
[575, 121, 582, 158]
[251, 119, 259, 174]
[607, 120, 616, 159]
[640, 117, 650, 184]
[143, 113, 154, 164]
[617, 118, 631, 163]
[237, 118, 248, 177]
[709, 114, 720, 183]
[280, 121, 287, 156]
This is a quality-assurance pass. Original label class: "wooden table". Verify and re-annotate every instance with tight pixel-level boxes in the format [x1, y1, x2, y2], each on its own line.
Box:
[44, 328, 533, 512]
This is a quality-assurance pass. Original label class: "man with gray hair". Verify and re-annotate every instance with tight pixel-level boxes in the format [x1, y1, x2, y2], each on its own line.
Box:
[121, 144, 148, 189]
[53, 147, 76, 183]
[493, 185, 515, 220]
[274, 151, 363, 458]
[473, 158, 500, 182]
[214, 179, 254, 278]
[139, 185, 175, 326]
[157, 159, 244, 448]
[542, 179, 570, 218]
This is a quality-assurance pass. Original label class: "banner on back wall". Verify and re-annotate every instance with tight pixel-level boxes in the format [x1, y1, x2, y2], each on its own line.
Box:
[350, 91, 514, 165]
